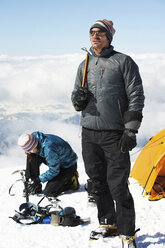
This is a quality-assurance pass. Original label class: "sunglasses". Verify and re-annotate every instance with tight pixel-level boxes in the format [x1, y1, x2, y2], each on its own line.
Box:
[90, 30, 107, 37]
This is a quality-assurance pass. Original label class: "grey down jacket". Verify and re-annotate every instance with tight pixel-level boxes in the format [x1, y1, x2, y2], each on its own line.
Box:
[71, 45, 145, 131]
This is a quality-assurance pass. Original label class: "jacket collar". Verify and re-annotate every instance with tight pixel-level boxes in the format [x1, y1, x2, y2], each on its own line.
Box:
[89, 45, 114, 57]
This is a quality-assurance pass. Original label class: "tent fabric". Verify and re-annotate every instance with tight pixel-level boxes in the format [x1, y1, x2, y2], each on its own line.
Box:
[130, 129, 165, 200]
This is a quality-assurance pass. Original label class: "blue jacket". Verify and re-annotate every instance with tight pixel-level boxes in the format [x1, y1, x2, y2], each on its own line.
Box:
[32, 132, 78, 183]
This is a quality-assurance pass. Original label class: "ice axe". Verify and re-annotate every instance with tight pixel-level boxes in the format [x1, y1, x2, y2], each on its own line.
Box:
[9, 170, 39, 223]
[81, 47, 89, 88]
[10, 170, 29, 202]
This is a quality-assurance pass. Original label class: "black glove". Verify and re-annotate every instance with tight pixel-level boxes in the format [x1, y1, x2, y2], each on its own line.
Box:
[72, 87, 88, 111]
[27, 177, 40, 194]
[120, 129, 137, 153]
[124, 111, 142, 132]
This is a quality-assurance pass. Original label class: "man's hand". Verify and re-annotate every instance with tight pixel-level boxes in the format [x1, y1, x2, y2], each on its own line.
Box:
[120, 129, 137, 153]
[72, 87, 89, 111]
[27, 177, 40, 194]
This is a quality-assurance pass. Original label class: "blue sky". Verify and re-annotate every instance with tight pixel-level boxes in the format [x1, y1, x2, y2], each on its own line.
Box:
[0, 0, 165, 56]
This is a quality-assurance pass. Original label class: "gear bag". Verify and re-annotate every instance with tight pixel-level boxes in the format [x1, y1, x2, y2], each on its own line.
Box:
[50, 207, 81, 226]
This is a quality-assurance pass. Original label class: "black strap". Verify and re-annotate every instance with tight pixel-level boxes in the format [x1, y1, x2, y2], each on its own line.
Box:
[9, 209, 47, 225]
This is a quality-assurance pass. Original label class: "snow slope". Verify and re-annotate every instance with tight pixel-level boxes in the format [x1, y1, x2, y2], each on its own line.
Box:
[0, 161, 164, 248]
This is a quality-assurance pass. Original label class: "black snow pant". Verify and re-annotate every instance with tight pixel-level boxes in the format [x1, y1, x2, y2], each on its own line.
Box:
[82, 128, 135, 236]
[25, 154, 77, 197]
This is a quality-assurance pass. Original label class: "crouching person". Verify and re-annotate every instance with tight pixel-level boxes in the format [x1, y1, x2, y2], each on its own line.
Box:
[18, 131, 79, 197]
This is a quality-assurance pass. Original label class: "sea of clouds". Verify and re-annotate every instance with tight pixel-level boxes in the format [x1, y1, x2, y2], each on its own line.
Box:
[0, 52, 165, 167]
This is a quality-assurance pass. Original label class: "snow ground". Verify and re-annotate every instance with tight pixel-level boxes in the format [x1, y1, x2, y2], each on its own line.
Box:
[0, 162, 164, 248]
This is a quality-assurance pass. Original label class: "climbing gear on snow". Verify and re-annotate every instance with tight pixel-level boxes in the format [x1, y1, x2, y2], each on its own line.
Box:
[9, 170, 29, 202]
[120, 235, 137, 248]
[9, 196, 90, 226]
[120, 228, 140, 248]
[89, 224, 118, 240]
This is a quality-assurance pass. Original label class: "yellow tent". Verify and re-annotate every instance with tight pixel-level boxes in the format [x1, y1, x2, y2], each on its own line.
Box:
[130, 129, 165, 201]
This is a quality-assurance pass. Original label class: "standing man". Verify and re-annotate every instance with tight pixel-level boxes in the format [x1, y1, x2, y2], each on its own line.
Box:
[71, 19, 144, 248]
[18, 132, 79, 197]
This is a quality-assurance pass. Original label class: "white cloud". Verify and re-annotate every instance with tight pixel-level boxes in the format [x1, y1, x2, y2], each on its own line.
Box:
[0, 54, 84, 105]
